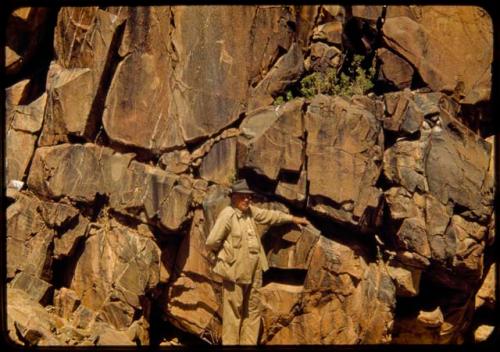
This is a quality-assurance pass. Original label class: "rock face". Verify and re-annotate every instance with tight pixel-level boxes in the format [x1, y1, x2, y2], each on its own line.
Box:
[305, 95, 384, 230]
[5, 4, 495, 347]
[261, 237, 395, 344]
[382, 7, 492, 105]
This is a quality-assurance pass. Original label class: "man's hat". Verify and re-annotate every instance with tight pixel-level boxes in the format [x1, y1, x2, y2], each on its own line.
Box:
[230, 179, 255, 194]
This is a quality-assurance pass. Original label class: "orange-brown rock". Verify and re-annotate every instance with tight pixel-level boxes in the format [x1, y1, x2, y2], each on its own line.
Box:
[248, 43, 304, 111]
[5, 4, 496, 347]
[27, 143, 192, 231]
[475, 263, 495, 311]
[7, 288, 64, 345]
[166, 209, 223, 342]
[6, 193, 54, 281]
[392, 302, 469, 344]
[159, 149, 191, 174]
[446, 215, 486, 279]
[386, 261, 422, 297]
[238, 98, 305, 182]
[305, 95, 384, 230]
[265, 224, 320, 270]
[199, 137, 237, 186]
[382, 7, 492, 104]
[263, 236, 395, 344]
[54, 287, 81, 320]
[6, 129, 37, 184]
[103, 6, 296, 151]
[426, 116, 491, 216]
[69, 217, 162, 330]
[27, 143, 108, 202]
[474, 325, 495, 343]
[8, 92, 46, 133]
[312, 21, 343, 45]
[6, 93, 47, 183]
[259, 282, 303, 343]
[10, 272, 53, 305]
[39, 64, 95, 145]
[275, 169, 307, 204]
[5, 79, 30, 109]
[305, 42, 341, 72]
[376, 48, 414, 90]
[38, 8, 127, 144]
[102, 7, 182, 152]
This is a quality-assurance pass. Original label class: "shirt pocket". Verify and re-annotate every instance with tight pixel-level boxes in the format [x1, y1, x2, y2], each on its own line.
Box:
[221, 240, 236, 265]
[231, 230, 242, 249]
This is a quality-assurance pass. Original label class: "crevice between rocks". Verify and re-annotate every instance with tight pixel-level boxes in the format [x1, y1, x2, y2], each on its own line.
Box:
[51, 231, 87, 291]
[4, 8, 60, 93]
[240, 166, 380, 265]
[84, 15, 127, 143]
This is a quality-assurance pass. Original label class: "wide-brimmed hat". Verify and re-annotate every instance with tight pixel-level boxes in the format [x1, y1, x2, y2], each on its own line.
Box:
[230, 179, 255, 194]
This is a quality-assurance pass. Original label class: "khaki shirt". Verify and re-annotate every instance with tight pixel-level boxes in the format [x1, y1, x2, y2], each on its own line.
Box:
[206, 205, 294, 284]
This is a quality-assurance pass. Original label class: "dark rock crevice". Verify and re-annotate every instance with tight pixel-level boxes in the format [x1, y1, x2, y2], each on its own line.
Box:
[84, 17, 127, 143]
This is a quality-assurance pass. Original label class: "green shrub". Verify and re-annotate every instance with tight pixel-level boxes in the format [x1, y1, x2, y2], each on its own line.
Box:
[273, 89, 295, 106]
[274, 54, 376, 104]
[307, 54, 375, 97]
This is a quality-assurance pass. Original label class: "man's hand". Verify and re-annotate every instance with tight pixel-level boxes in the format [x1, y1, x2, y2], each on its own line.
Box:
[292, 216, 311, 226]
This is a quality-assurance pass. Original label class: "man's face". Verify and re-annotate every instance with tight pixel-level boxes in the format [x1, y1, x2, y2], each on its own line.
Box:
[232, 193, 252, 212]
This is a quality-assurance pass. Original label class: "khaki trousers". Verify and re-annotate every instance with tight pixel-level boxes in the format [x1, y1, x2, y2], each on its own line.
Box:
[221, 259, 262, 345]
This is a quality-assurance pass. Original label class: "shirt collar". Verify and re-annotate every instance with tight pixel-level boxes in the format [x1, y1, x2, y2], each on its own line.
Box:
[233, 207, 250, 219]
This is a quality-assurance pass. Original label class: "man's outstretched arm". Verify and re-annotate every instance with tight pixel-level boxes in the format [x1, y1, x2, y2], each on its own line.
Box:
[250, 205, 310, 226]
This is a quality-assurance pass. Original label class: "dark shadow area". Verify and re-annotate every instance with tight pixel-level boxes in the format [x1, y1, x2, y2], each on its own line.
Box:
[50, 233, 87, 291]
[461, 102, 495, 138]
[107, 139, 160, 164]
[239, 167, 279, 196]
[85, 18, 127, 141]
[277, 169, 301, 184]
[394, 274, 470, 320]
[263, 268, 307, 287]
[410, 68, 429, 92]
[4, 8, 59, 93]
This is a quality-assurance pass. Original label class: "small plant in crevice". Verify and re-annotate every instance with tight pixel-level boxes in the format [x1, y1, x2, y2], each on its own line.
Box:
[300, 54, 376, 98]
[273, 89, 294, 106]
[273, 54, 376, 105]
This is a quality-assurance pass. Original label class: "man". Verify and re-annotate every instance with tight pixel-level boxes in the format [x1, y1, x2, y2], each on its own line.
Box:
[205, 179, 310, 345]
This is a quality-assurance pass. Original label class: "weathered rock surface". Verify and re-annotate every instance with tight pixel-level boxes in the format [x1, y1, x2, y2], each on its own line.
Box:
[6, 4, 495, 347]
[6, 79, 30, 109]
[376, 48, 414, 90]
[248, 43, 305, 111]
[262, 236, 395, 344]
[7, 288, 66, 345]
[305, 95, 384, 230]
[69, 217, 162, 330]
[6, 93, 47, 184]
[382, 7, 492, 104]
[6, 129, 38, 183]
[238, 98, 305, 183]
[265, 224, 320, 270]
[27, 143, 192, 231]
[475, 263, 495, 312]
[382, 92, 493, 284]
[7, 193, 54, 281]
[7, 287, 141, 346]
[102, 6, 297, 151]
[102, 7, 182, 152]
[199, 137, 237, 186]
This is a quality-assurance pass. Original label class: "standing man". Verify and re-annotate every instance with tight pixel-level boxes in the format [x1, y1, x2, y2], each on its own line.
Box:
[205, 179, 310, 345]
